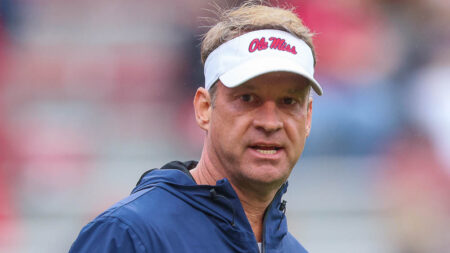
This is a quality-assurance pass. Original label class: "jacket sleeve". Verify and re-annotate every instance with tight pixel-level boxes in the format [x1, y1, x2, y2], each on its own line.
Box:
[69, 216, 147, 253]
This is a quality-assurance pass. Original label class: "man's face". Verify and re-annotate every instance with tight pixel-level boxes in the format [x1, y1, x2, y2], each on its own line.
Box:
[206, 72, 313, 189]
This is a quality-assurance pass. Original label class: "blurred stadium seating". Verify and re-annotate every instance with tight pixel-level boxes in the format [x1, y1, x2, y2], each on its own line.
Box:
[0, 0, 448, 252]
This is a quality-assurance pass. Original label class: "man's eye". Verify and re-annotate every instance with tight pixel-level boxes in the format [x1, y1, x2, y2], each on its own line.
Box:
[240, 94, 254, 102]
[282, 97, 297, 105]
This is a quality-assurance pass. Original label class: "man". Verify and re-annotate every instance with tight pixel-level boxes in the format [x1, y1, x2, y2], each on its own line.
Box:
[69, 2, 322, 253]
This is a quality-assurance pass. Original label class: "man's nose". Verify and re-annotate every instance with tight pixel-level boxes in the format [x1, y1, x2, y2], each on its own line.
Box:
[253, 101, 283, 133]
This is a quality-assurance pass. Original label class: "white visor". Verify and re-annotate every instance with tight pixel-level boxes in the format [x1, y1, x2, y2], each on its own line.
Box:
[204, 29, 322, 96]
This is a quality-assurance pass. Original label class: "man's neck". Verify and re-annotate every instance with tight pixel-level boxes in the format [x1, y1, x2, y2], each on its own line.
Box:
[232, 183, 275, 242]
[190, 152, 277, 242]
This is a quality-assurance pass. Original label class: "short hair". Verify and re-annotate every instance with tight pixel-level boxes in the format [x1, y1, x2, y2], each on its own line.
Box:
[201, 1, 316, 102]
[201, 1, 316, 65]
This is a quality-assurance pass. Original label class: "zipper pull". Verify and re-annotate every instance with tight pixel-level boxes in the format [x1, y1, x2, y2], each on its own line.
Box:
[277, 200, 287, 231]
[279, 200, 287, 214]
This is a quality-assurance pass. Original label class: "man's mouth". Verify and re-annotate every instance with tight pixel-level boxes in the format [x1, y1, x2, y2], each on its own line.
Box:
[256, 149, 277, 155]
[249, 144, 283, 155]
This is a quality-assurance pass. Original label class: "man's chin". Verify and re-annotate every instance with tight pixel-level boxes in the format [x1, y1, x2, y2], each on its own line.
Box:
[245, 164, 290, 186]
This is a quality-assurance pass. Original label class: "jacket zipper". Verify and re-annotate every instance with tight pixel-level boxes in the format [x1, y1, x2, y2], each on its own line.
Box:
[261, 207, 269, 253]
[261, 185, 285, 253]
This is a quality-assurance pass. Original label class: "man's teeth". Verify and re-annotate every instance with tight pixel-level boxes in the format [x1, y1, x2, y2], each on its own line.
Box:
[256, 149, 277, 155]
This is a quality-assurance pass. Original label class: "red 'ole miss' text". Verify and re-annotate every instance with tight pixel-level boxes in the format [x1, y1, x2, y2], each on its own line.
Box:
[248, 37, 297, 55]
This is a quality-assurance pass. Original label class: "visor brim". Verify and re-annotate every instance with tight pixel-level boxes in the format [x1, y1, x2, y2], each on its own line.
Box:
[219, 57, 323, 96]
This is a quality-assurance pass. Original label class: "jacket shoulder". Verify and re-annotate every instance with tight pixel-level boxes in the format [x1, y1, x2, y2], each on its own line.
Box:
[70, 186, 168, 253]
[69, 216, 146, 253]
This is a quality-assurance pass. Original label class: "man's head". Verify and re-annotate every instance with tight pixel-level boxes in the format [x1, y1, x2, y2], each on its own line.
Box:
[200, 2, 316, 66]
[201, 2, 322, 103]
[193, 1, 321, 193]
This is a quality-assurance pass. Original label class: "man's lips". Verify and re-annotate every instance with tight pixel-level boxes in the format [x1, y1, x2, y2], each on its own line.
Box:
[248, 143, 284, 155]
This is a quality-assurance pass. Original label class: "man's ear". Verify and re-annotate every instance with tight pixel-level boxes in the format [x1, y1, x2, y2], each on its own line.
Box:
[193, 87, 212, 131]
[305, 97, 313, 137]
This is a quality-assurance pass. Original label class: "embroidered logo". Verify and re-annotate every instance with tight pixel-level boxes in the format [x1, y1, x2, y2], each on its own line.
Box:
[248, 37, 297, 55]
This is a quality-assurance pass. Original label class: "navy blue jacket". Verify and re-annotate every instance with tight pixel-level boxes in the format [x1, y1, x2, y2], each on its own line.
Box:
[69, 161, 308, 253]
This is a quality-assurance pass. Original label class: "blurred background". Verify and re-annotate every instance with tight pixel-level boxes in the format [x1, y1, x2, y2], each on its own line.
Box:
[0, 0, 449, 252]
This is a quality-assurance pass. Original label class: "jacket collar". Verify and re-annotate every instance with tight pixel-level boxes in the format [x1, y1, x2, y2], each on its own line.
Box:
[132, 161, 289, 248]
